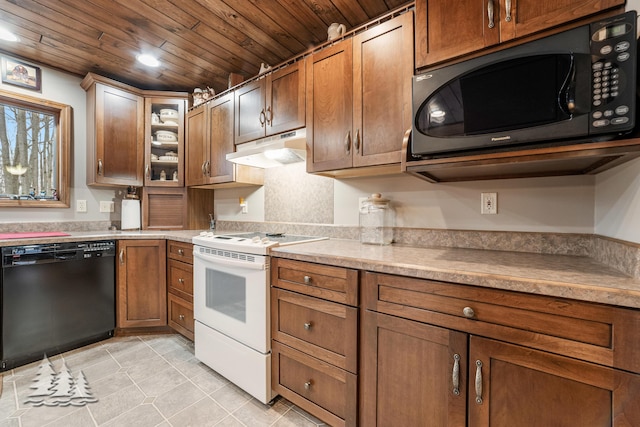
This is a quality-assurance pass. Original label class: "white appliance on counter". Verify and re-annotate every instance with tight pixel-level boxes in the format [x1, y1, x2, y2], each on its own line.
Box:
[192, 231, 327, 404]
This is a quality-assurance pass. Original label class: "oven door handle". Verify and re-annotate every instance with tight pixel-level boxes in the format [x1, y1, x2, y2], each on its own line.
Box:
[193, 249, 266, 270]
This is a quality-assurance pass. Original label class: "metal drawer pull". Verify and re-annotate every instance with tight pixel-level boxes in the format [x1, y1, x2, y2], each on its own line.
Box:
[505, 0, 512, 22]
[452, 354, 460, 395]
[119, 249, 125, 265]
[178, 314, 185, 320]
[304, 322, 312, 330]
[475, 360, 483, 404]
[303, 275, 311, 284]
[463, 306, 475, 318]
[487, 0, 494, 29]
[259, 109, 266, 127]
[344, 131, 351, 154]
[178, 249, 184, 255]
[304, 380, 312, 390]
[178, 278, 184, 284]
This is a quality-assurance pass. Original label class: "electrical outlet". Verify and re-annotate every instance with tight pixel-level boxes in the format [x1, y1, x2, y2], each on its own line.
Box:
[100, 201, 114, 213]
[76, 199, 87, 213]
[481, 192, 497, 214]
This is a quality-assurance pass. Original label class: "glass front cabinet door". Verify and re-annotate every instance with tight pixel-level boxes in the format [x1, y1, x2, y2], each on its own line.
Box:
[145, 96, 187, 186]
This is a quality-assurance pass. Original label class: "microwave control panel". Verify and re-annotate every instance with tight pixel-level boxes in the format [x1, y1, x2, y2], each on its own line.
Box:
[589, 12, 637, 134]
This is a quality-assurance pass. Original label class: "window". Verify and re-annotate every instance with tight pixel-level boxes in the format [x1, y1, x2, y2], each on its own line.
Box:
[0, 89, 70, 207]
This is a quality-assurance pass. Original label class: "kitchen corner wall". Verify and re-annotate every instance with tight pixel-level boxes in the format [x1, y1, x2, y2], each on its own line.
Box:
[0, 65, 116, 225]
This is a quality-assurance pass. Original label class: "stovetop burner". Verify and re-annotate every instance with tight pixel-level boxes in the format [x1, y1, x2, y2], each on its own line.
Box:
[192, 231, 327, 255]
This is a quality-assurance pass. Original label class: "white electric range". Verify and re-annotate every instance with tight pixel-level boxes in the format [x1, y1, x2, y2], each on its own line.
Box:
[192, 231, 327, 403]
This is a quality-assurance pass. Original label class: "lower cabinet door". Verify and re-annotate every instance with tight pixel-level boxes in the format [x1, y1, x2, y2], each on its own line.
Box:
[360, 310, 468, 427]
[168, 293, 194, 340]
[468, 336, 640, 426]
[272, 341, 357, 427]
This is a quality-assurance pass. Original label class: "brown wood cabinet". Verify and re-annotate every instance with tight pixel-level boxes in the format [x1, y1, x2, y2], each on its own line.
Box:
[141, 187, 188, 230]
[306, 12, 413, 175]
[167, 240, 194, 340]
[271, 258, 359, 427]
[361, 271, 640, 426]
[144, 95, 187, 187]
[116, 239, 167, 329]
[186, 93, 264, 188]
[82, 74, 144, 187]
[415, 0, 625, 69]
[235, 60, 305, 144]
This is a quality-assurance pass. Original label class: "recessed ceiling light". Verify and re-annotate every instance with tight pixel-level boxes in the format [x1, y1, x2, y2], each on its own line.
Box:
[0, 28, 19, 42]
[136, 54, 160, 67]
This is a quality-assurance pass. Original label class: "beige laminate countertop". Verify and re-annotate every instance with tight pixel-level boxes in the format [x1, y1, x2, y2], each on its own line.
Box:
[271, 239, 640, 310]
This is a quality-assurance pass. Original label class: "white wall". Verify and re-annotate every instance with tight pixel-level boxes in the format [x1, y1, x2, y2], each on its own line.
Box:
[0, 64, 116, 224]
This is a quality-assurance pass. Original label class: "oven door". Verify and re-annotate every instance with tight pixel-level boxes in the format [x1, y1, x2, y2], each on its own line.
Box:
[193, 246, 270, 353]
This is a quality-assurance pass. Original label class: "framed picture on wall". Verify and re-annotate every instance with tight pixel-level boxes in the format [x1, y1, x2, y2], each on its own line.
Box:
[1, 57, 41, 92]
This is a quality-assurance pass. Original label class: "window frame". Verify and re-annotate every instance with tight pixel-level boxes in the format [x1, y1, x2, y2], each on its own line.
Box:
[0, 89, 71, 208]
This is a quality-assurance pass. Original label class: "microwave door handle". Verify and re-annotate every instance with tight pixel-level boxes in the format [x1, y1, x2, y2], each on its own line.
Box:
[561, 54, 591, 115]
[193, 249, 266, 270]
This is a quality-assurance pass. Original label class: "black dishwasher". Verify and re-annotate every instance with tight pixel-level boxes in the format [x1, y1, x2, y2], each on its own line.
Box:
[1, 240, 116, 371]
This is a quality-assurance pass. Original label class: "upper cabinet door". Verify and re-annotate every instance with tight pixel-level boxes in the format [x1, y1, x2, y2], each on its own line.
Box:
[416, 0, 500, 69]
[90, 83, 144, 187]
[266, 60, 306, 136]
[207, 93, 235, 184]
[501, 0, 625, 40]
[352, 11, 413, 168]
[306, 39, 354, 173]
[416, 0, 625, 69]
[235, 79, 267, 145]
[185, 105, 208, 187]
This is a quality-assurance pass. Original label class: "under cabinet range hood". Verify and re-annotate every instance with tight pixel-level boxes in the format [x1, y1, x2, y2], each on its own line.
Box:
[226, 129, 307, 168]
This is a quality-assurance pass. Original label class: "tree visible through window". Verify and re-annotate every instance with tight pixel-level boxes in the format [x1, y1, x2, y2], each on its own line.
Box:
[0, 90, 70, 208]
[0, 104, 57, 199]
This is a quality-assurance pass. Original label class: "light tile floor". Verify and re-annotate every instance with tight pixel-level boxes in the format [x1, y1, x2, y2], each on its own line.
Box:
[0, 334, 328, 427]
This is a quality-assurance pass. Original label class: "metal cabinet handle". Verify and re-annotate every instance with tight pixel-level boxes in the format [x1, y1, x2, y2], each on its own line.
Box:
[201, 161, 207, 175]
[505, 0, 512, 22]
[259, 109, 266, 127]
[344, 131, 351, 155]
[97, 159, 103, 176]
[205, 160, 210, 176]
[178, 278, 185, 284]
[354, 129, 360, 153]
[145, 164, 150, 179]
[303, 275, 311, 284]
[266, 106, 272, 124]
[463, 306, 475, 318]
[304, 322, 312, 330]
[475, 360, 483, 404]
[487, 0, 495, 29]
[304, 380, 312, 390]
[452, 354, 461, 395]
[178, 314, 185, 320]
[119, 249, 124, 265]
[178, 249, 184, 255]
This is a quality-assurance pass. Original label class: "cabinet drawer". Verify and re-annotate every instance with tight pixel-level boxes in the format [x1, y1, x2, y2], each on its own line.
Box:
[167, 259, 193, 301]
[167, 240, 193, 264]
[272, 288, 357, 373]
[363, 272, 640, 374]
[168, 293, 194, 340]
[271, 258, 358, 306]
[272, 341, 357, 427]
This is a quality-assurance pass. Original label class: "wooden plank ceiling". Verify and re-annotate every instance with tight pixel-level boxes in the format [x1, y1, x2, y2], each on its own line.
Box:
[0, 0, 410, 94]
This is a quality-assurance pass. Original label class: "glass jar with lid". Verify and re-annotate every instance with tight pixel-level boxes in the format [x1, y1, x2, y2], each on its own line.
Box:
[359, 193, 395, 245]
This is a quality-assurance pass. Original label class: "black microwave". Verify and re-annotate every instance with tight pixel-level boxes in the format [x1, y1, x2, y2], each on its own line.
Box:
[411, 11, 638, 158]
